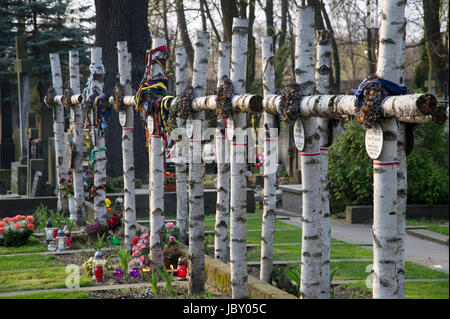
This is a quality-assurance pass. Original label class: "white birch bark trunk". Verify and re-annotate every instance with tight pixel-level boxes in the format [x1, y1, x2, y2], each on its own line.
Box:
[117, 41, 136, 252]
[230, 18, 249, 299]
[315, 30, 331, 299]
[260, 37, 276, 284]
[175, 47, 189, 245]
[189, 31, 209, 295]
[49, 53, 67, 215]
[149, 38, 166, 270]
[396, 15, 407, 299]
[296, 6, 322, 299]
[69, 50, 86, 226]
[91, 47, 107, 225]
[372, 0, 405, 299]
[215, 42, 231, 263]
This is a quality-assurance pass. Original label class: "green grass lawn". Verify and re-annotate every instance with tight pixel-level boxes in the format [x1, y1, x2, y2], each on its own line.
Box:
[0, 268, 94, 293]
[337, 280, 449, 299]
[0, 254, 64, 271]
[0, 290, 92, 299]
[0, 236, 47, 255]
[407, 218, 449, 236]
[246, 243, 373, 261]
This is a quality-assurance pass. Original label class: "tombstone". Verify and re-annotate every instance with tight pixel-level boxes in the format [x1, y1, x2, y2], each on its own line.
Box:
[0, 81, 15, 169]
[30, 171, 43, 197]
[26, 112, 45, 196]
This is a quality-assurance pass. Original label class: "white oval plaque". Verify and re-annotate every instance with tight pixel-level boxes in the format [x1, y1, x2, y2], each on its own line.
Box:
[119, 110, 127, 127]
[186, 118, 193, 138]
[365, 123, 383, 159]
[293, 119, 305, 151]
[147, 116, 154, 135]
[226, 118, 234, 141]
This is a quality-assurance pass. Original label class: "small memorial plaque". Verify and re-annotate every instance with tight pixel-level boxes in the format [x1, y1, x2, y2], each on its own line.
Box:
[365, 123, 383, 159]
[186, 118, 193, 138]
[147, 116, 155, 135]
[293, 119, 305, 151]
[226, 118, 234, 141]
[119, 110, 127, 126]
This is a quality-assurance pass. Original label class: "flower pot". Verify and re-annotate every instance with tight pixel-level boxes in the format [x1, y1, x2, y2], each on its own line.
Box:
[69, 197, 76, 220]
[164, 183, 176, 192]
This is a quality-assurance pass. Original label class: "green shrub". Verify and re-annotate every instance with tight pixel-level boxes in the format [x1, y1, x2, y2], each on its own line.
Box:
[328, 121, 373, 211]
[328, 120, 449, 209]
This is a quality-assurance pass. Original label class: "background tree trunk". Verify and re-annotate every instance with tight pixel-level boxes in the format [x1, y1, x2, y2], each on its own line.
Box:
[422, 0, 447, 95]
[278, 0, 288, 49]
[94, 0, 151, 180]
[176, 0, 195, 69]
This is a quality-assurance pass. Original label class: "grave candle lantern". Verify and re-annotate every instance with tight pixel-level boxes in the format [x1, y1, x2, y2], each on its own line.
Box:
[93, 250, 104, 282]
[57, 228, 66, 251]
[177, 257, 187, 278]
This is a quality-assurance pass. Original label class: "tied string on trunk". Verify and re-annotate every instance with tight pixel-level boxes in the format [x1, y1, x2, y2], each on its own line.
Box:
[280, 83, 303, 125]
[134, 45, 172, 147]
[89, 147, 107, 171]
[95, 94, 111, 136]
[82, 63, 105, 131]
[215, 77, 234, 119]
[353, 75, 409, 129]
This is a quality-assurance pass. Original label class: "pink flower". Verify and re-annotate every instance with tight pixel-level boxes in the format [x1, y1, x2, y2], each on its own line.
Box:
[138, 255, 147, 265]
[14, 223, 22, 230]
[26, 216, 34, 223]
[0, 227, 4, 235]
[169, 236, 176, 243]
[11, 217, 19, 223]
[27, 224, 35, 231]
[3, 218, 10, 223]
[0, 221, 4, 228]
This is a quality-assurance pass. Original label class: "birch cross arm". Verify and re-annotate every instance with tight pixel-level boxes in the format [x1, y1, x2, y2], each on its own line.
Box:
[117, 94, 263, 114]
[262, 93, 442, 123]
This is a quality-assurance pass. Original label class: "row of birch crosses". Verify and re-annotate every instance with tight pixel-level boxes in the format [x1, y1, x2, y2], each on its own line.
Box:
[44, 2, 447, 299]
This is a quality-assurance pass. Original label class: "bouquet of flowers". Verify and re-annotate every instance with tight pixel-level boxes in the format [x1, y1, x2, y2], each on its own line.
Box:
[59, 170, 74, 198]
[131, 231, 150, 268]
[106, 197, 123, 232]
[0, 215, 35, 247]
[163, 222, 180, 245]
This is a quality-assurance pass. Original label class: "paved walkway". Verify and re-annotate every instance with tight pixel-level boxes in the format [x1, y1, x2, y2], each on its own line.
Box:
[281, 217, 449, 274]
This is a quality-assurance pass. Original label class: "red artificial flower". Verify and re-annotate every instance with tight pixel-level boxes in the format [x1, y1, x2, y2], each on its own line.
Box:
[0, 221, 4, 228]
[107, 207, 112, 212]
[14, 223, 22, 230]
[66, 184, 72, 190]
[164, 171, 170, 177]
[132, 235, 139, 246]
[68, 170, 73, 175]
[11, 217, 19, 223]
[119, 212, 123, 218]
[26, 216, 34, 223]
[59, 178, 65, 184]
[172, 172, 176, 177]
[27, 224, 35, 231]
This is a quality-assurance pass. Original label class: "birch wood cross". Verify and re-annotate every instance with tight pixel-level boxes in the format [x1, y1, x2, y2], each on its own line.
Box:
[262, 4, 443, 300]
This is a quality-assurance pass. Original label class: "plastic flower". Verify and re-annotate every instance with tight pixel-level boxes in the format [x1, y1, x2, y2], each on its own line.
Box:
[11, 217, 19, 223]
[68, 170, 73, 175]
[0, 221, 4, 228]
[26, 216, 34, 223]
[59, 178, 66, 184]
[14, 223, 22, 230]
[165, 222, 176, 229]
[3, 218, 10, 223]
[27, 224, 35, 231]
[105, 198, 111, 207]
[66, 184, 72, 189]
[169, 236, 176, 243]
[132, 235, 139, 246]
[0, 227, 4, 235]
